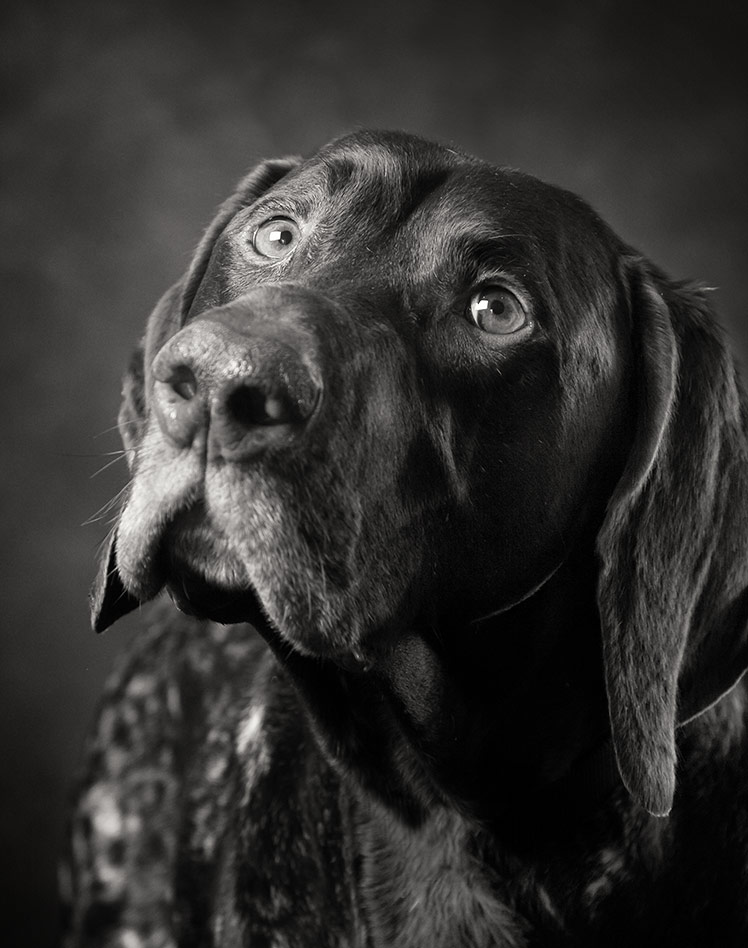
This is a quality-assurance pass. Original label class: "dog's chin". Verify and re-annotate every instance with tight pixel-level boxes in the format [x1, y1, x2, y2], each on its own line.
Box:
[164, 562, 269, 629]
[154, 534, 367, 669]
[157, 524, 280, 638]
[126, 504, 378, 670]
[163, 564, 373, 672]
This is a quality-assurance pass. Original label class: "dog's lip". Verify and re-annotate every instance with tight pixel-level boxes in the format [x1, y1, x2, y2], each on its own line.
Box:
[118, 492, 255, 614]
[162, 557, 374, 671]
[115, 500, 275, 632]
[112, 436, 378, 668]
[164, 561, 268, 627]
[157, 537, 375, 670]
[114, 429, 207, 600]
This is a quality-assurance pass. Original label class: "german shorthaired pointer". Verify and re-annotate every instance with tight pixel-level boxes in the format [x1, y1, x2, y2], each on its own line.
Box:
[63, 130, 748, 946]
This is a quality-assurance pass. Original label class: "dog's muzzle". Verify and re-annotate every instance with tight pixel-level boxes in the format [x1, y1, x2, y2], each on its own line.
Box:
[151, 312, 322, 461]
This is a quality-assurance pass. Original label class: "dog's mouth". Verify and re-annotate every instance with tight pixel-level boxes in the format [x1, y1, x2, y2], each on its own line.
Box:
[99, 410, 427, 668]
[106, 455, 380, 667]
[114, 486, 285, 639]
[156, 519, 375, 672]
[163, 557, 268, 628]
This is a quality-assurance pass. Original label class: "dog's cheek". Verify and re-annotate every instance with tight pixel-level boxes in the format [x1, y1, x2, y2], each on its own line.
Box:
[205, 405, 425, 653]
[115, 422, 206, 598]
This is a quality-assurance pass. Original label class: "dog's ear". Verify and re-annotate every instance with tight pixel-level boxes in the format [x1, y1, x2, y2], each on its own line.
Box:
[597, 258, 748, 817]
[90, 280, 185, 632]
[91, 156, 300, 632]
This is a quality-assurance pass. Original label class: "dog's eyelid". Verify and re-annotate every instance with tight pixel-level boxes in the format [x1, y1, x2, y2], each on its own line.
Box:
[234, 195, 309, 230]
[471, 269, 529, 300]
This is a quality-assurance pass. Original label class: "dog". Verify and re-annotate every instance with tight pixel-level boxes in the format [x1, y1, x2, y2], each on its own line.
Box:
[63, 130, 748, 946]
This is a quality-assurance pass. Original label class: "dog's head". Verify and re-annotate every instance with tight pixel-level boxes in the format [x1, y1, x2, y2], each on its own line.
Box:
[93, 130, 748, 820]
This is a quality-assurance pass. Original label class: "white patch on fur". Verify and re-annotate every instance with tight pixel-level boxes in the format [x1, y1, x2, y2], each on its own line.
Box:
[584, 847, 627, 905]
[124, 674, 157, 698]
[237, 705, 264, 754]
[236, 703, 271, 788]
[207, 754, 229, 783]
[537, 884, 562, 923]
[119, 930, 146, 948]
[90, 787, 123, 838]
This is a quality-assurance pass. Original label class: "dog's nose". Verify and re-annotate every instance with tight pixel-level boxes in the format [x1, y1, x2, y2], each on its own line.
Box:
[151, 318, 321, 459]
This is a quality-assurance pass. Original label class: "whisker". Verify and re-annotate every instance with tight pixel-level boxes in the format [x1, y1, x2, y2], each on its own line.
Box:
[60, 450, 130, 460]
[90, 451, 131, 479]
[82, 482, 130, 527]
[93, 421, 137, 439]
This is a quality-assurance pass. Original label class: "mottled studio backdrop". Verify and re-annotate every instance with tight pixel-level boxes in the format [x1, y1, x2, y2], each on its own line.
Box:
[1, 0, 746, 943]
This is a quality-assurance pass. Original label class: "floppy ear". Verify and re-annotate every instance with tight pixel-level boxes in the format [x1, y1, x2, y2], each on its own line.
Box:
[90, 280, 185, 632]
[597, 257, 748, 817]
[90, 156, 300, 632]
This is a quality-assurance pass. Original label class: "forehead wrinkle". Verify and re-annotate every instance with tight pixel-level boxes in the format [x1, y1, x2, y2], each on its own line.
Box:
[317, 145, 459, 230]
[321, 146, 402, 187]
[318, 147, 405, 214]
[409, 216, 543, 291]
[448, 230, 541, 268]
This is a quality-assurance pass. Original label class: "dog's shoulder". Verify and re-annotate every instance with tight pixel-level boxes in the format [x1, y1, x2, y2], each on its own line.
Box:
[63, 603, 260, 939]
[63, 604, 365, 945]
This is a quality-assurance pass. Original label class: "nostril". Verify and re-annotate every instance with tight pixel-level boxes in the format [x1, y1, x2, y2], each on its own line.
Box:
[226, 385, 294, 427]
[166, 365, 198, 401]
[152, 363, 204, 448]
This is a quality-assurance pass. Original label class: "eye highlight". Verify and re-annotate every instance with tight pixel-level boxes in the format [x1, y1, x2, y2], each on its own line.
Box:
[252, 217, 301, 259]
[468, 287, 528, 336]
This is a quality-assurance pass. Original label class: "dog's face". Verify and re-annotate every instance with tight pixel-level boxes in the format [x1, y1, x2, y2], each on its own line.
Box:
[104, 132, 630, 661]
[94, 130, 748, 819]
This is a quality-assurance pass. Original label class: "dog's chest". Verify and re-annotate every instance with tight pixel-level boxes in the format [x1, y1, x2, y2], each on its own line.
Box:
[229, 690, 625, 948]
[354, 807, 554, 948]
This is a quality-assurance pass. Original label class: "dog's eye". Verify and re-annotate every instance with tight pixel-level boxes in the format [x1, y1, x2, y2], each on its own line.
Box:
[252, 218, 300, 259]
[469, 287, 528, 335]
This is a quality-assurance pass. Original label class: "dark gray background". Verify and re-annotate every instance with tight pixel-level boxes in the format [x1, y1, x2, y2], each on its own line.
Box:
[1, 0, 746, 943]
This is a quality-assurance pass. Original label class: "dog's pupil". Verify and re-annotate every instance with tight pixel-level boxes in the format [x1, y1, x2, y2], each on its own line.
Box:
[271, 229, 293, 246]
[478, 297, 506, 317]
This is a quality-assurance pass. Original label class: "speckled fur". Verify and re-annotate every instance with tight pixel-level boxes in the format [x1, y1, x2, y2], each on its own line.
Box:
[63, 606, 748, 946]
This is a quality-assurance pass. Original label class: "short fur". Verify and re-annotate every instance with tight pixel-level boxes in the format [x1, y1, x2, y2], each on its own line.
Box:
[63, 131, 748, 946]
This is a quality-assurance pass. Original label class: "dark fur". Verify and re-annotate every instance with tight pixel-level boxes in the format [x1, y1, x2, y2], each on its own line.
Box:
[64, 131, 748, 946]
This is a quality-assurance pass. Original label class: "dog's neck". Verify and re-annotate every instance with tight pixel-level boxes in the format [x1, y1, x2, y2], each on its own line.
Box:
[389, 548, 616, 826]
[272, 545, 618, 845]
